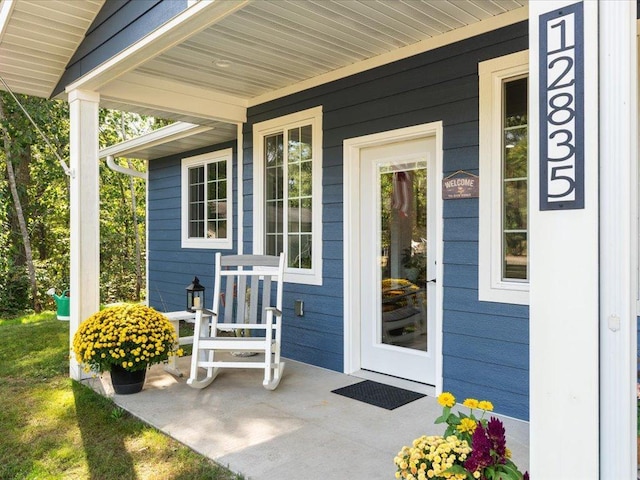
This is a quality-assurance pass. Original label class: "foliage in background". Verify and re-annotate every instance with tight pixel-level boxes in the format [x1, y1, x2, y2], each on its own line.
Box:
[0, 311, 243, 480]
[0, 92, 171, 313]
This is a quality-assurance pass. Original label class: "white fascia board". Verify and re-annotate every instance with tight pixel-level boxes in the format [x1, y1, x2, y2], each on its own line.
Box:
[249, 5, 528, 107]
[99, 122, 213, 159]
[0, 0, 15, 43]
[99, 72, 247, 124]
[64, 0, 250, 94]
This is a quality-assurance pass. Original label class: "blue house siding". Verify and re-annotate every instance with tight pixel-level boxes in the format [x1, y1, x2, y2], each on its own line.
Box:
[241, 22, 530, 418]
[53, 0, 187, 97]
[147, 142, 238, 313]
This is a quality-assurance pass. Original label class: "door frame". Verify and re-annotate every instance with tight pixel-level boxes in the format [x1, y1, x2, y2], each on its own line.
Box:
[343, 122, 443, 394]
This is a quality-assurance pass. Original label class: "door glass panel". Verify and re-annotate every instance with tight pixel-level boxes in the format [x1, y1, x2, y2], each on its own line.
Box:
[379, 162, 427, 351]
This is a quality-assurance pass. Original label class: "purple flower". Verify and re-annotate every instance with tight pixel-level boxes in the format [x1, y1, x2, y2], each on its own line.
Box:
[465, 423, 493, 473]
[486, 417, 507, 463]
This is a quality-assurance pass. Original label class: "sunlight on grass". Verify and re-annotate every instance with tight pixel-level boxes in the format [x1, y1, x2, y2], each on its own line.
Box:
[0, 311, 244, 480]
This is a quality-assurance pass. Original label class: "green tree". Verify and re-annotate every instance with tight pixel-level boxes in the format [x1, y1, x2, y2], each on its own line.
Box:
[0, 90, 168, 313]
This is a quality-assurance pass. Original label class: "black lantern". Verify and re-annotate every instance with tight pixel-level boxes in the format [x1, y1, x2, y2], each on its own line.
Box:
[186, 276, 205, 312]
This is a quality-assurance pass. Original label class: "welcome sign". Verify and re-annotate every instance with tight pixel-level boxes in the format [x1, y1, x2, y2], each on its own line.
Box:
[442, 171, 479, 200]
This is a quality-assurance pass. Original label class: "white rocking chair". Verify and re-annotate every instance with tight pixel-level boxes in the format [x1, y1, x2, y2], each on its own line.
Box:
[187, 253, 286, 390]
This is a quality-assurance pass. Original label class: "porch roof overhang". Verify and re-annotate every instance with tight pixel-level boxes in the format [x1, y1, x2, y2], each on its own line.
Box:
[0, 0, 528, 147]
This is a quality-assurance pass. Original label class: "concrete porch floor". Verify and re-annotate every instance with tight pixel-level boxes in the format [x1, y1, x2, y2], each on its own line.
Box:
[83, 355, 530, 479]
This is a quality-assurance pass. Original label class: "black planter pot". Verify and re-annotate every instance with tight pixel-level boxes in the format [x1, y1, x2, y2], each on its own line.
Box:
[109, 365, 147, 394]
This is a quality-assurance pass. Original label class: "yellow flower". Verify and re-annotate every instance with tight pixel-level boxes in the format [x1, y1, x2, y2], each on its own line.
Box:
[456, 418, 477, 434]
[478, 400, 494, 411]
[437, 392, 455, 408]
[462, 398, 478, 409]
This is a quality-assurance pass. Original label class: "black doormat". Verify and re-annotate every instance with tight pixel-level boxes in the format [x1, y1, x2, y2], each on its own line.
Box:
[331, 380, 425, 410]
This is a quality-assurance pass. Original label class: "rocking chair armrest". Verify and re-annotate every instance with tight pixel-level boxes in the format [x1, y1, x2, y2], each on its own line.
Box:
[195, 307, 217, 318]
[265, 307, 282, 317]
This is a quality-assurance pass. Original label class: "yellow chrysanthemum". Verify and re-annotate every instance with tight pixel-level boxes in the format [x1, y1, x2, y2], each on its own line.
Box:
[437, 392, 455, 408]
[478, 400, 494, 411]
[72, 304, 181, 374]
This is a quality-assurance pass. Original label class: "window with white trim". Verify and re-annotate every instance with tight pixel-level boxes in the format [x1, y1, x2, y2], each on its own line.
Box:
[181, 149, 233, 249]
[253, 107, 323, 285]
[479, 51, 529, 305]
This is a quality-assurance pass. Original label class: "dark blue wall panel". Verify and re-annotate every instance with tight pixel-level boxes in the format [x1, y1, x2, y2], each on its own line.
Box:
[240, 20, 530, 419]
[53, 0, 187, 97]
[147, 142, 237, 312]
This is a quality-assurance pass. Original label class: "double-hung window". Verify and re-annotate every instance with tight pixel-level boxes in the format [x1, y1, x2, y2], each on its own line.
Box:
[479, 51, 529, 305]
[253, 107, 323, 285]
[181, 149, 233, 249]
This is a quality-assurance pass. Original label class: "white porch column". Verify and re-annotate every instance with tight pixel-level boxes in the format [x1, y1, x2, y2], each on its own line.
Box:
[529, 1, 600, 478]
[68, 89, 100, 380]
[599, 1, 637, 478]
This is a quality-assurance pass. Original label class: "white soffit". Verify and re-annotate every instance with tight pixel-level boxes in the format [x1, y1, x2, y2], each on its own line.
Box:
[99, 122, 234, 161]
[0, 0, 104, 98]
[134, 0, 528, 105]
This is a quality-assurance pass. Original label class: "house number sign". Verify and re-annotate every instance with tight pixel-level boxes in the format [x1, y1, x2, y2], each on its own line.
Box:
[539, 2, 584, 210]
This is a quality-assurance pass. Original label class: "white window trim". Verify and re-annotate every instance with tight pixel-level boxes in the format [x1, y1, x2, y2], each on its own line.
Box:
[181, 148, 233, 250]
[478, 50, 529, 305]
[253, 106, 323, 286]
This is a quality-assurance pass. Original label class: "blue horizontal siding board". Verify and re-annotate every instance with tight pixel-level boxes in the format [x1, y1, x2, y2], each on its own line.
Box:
[443, 198, 479, 219]
[443, 217, 479, 241]
[327, 85, 478, 131]
[442, 122, 480, 149]
[324, 203, 343, 223]
[444, 356, 529, 398]
[444, 286, 529, 318]
[444, 310, 529, 344]
[444, 264, 478, 289]
[444, 241, 478, 265]
[323, 184, 343, 202]
[323, 221, 343, 241]
[444, 146, 481, 172]
[444, 333, 529, 370]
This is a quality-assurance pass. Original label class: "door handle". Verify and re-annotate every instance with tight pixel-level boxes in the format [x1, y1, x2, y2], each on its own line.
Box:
[427, 278, 436, 283]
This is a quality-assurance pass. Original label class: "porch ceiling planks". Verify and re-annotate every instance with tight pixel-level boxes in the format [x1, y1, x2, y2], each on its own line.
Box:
[133, 0, 528, 104]
[0, 0, 105, 98]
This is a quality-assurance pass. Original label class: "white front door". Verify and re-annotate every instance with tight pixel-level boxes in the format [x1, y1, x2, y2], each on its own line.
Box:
[359, 136, 437, 385]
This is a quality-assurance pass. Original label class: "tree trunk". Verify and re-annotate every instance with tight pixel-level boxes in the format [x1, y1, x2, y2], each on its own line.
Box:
[0, 100, 40, 312]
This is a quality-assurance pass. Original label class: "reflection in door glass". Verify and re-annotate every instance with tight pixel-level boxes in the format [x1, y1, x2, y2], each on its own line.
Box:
[379, 162, 427, 351]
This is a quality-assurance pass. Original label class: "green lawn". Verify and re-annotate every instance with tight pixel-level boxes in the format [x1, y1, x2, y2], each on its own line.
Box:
[0, 311, 244, 480]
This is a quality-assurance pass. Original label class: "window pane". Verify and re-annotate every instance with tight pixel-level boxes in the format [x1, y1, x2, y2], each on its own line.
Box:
[300, 160, 312, 197]
[288, 165, 300, 197]
[288, 199, 300, 233]
[503, 180, 527, 230]
[504, 232, 527, 280]
[288, 234, 300, 268]
[504, 127, 528, 179]
[300, 198, 312, 233]
[503, 76, 528, 281]
[300, 125, 312, 161]
[288, 127, 300, 164]
[265, 134, 283, 166]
